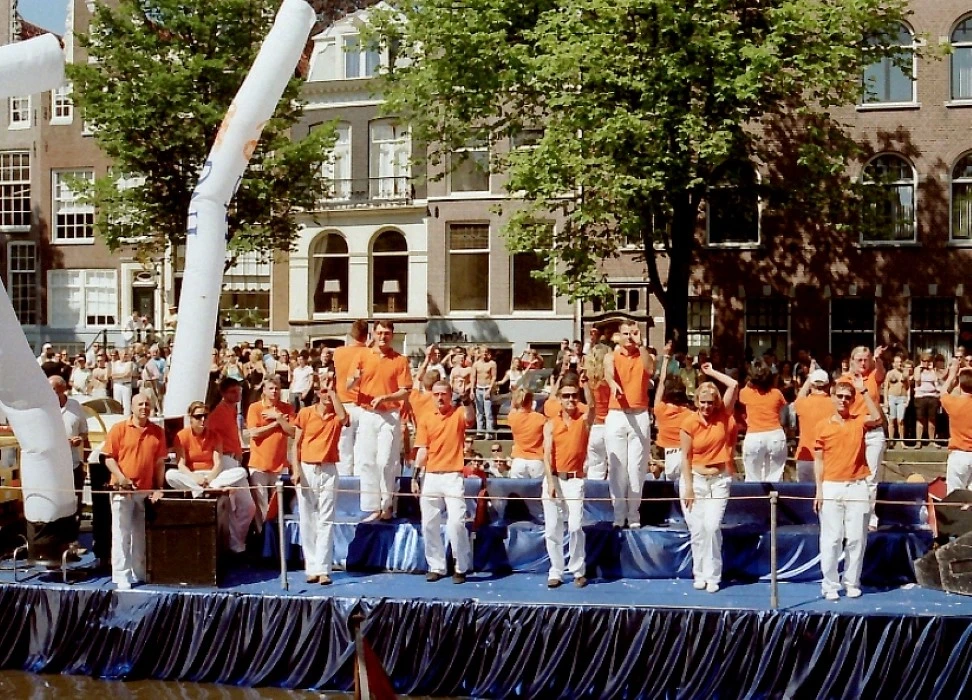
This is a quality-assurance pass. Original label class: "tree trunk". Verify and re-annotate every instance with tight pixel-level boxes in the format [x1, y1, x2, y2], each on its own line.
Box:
[643, 194, 694, 351]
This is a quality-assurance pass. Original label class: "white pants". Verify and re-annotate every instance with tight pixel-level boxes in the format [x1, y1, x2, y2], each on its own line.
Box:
[796, 460, 815, 483]
[605, 409, 651, 527]
[420, 471, 471, 575]
[509, 457, 544, 521]
[946, 450, 972, 495]
[113, 382, 132, 417]
[338, 403, 362, 476]
[681, 473, 730, 586]
[354, 409, 402, 514]
[864, 427, 885, 528]
[297, 461, 338, 577]
[742, 428, 787, 482]
[585, 424, 608, 480]
[542, 475, 586, 581]
[111, 492, 147, 585]
[663, 448, 682, 480]
[819, 479, 870, 594]
[249, 468, 278, 533]
[165, 465, 254, 553]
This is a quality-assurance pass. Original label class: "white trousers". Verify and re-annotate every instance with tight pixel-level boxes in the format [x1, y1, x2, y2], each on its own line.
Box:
[354, 409, 402, 513]
[585, 424, 608, 480]
[249, 467, 279, 532]
[946, 450, 972, 495]
[542, 476, 586, 581]
[605, 409, 651, 527]
[297, 461, 338, 577]
[742, 428, 787, 482]
[111, 493, 146, 585]
[663, 448, 682, 480]
[420, 471, 471, 575]
[796, 460, 816, 483]
[864, 427, 885, 528]
[819, 479, 870, 594]
[338, 403, 362, 476]
[680, 473, 730, 586]
[509, 457, 544, 521]
[164, 465, 254, 553]
[113, 382, 132, 417]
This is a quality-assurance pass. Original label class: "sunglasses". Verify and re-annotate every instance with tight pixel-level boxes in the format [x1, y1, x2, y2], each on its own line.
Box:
[491, 449, 502, 453]
[191, 413, 209, 420]
[835, 395, 854, 402]
[560, 392, 579, 399]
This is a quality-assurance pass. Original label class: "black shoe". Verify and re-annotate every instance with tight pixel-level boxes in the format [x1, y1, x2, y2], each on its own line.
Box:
[452, 572, 467, 584]
[574, 576, 588, 588]
[426, 571, 444, 582]
[319, 575, 332, 585]
[547, 578, 562, 589]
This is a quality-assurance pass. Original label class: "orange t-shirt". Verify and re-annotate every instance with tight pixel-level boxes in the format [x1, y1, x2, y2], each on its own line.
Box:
[294, 406, 344, 464]
[416, 406, 472, 473]
[174, 427, 221, 471]
[814, 415, 870, 482]
[209, 401, 242, 458]
[608, 349, 650, 410]
[246, 399, 294, 473]
[839, 371, 883, 421]
[544, 398, 588, 419]
[654, 400, 691, 449]
[357, 349, 413, 410]
[550, 412, 589, 475]
[739, 386, 786, 433]
[794, 394, 835, 461]
[591, 382, 611, 425]
[102, 419, 167, 489]
[508, 409, 546, 460]
[403, 388, 435, 426]
[941, 393, 972, 452]
[681, 410, 736, 468]
[333, 344, 369, 404]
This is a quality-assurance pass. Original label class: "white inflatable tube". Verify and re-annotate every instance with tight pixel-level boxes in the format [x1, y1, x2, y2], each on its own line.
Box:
[164, 0, 316, 418]
[0, 34, 74, 523]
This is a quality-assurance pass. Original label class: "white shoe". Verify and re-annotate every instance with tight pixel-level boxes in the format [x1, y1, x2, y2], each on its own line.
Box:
[705, 582, 719, 593]
[824, 590, 839, 601]
[845, 586, 862, 599]
[114, 579, 132, 591]
[693, 580, 706, 590]
[628, 523, 641, 530]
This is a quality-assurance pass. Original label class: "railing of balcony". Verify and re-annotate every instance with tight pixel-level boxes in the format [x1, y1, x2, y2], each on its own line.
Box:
[317, 177, 414, 208]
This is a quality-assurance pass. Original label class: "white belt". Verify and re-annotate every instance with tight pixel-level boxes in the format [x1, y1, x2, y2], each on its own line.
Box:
[664, 448, 681, 455]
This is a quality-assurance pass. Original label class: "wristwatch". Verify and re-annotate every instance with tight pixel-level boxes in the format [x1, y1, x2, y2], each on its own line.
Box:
[860, 388, 868, 395]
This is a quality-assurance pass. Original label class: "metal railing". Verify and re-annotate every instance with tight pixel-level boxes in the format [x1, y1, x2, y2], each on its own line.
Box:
[317, 177, 414, 209]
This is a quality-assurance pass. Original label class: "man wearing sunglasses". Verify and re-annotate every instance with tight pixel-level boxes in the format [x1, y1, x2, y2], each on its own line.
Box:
[813, 376, 881, 601]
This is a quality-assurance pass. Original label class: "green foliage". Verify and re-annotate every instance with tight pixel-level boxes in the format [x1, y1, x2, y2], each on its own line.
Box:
[68, 0, 335, 260]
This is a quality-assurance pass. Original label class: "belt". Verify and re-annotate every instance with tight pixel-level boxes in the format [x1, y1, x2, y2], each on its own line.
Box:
[664, 447, 681, 455]
[692, 465, 725, 476]
[611, 407, 647, 414]
[555, 471, 583, 480]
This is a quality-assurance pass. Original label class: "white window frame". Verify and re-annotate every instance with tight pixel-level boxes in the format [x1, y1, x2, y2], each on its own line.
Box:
[342, 33, 381, 80]
[705, 166, 762, 248]
[0, 151, 30, 233]
[321, 123, 352, 202]
[7, 241, 37, 324]
[52, 169, 95, 243]
[861, 23, 917, 107]
[448, 222, 490, 314]
[8, 95, 30, 130]
[51, 83, 74, 124]
[448, 137, 491, 195]
[744, 297, 790, 361]
[950, 152, 972, 243]
[951, 16, 972, 103]
[909, 297, 957, 360]
[48, 269, 118, 329]
[369, 121, 410, 200]
[860, 154, 917, 245]
[687, 298, 714, 353]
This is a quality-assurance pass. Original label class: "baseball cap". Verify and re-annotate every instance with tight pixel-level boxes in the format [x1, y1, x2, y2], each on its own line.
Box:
[809, 369, 830, 384]
[42, 343, 53, 350]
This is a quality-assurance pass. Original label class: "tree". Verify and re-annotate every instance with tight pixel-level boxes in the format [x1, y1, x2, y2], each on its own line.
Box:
[372, 0, 912, 343]
[68, 0, 334, 263]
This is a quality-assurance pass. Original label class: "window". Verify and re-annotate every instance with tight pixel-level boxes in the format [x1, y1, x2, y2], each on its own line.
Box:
[369, 121, 410, 200]
[861, 154, 915, 243]
[52, 169, 95, 242]
[449, 137, 490, 193]
[707, 163, 760, 245]
[49, 270, 117, 328]
[311, 232, 349, 314]
[8, 242, 36, 324]
[830, 299, 874, 360]
[687, 299, 713, 353]
[8, 96, 30, 129]
[952, 17, 972, 101]
[321, 123, 351, 202]
[863, 24, 915, 104]
[910, 298, 956, 360]
[219, 291, 270, 329]
[371, 230, 409, 314]
[745, 298, 789, 361]
[343, 34, 380, 79]
[512, 129, 543, 149]
[449, 223, 489, 312]
[0, 151, 30, 231]
[51, 83, 73, 123]
[951, 154, 972, 241]
[221, 251, 272, 329]
[512, 251, 554, 312]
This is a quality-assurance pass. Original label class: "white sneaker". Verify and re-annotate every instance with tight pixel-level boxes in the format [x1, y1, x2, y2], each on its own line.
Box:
[824, 590, 839, 601]
[845, 586, 862, 599]
[693, 580, 706, 590]
[114, 579, 132, 591]
[628, 523, 642, 530]
[705, 582, 719, 593]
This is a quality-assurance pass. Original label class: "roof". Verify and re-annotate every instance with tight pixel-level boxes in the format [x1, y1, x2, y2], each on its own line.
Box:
[300, 0, 384, 77]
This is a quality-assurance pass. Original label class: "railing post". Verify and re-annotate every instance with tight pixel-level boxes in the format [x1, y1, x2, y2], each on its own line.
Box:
[277, 480, 288, 591]
[770, 491, 779, 610]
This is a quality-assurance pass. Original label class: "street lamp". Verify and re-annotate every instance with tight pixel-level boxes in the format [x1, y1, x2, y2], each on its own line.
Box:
[381, 279, 400, 313]
[323, 279, 341, 313]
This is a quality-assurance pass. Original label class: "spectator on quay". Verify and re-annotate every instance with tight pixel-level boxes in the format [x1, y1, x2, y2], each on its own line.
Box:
[583, 326, 602, 354]
[243, 348, 268, 413]
[912, 351, 944, 449]
[677, 353, 699, 400]
[472, 347, 497, 439]
[423, 344, 448, 383]
[654, 340, 693, 481]
[779, 361, 798, 437]
[290, 352, 315, 411]
[221, 350, 245, 383]
[85, 341, 102, 367]
[555, 339, 571, 372]
[883, 355, 910, 449]
[448, 347, 473, 404]
[487, 442, 510, 477]
[942, 358, 972, 494]
[139, 350, 163, 413]
[498, 356, 526, 393]
[275, 349, 292, 396]
[794, 367, 835, 482]
[69, 355, 93, 395]
[739, 365, 788, 482]
[89, 354, 110, 398]
[111, 348, 136, 416]
[37, 342, 56, 366]
[522, 348, 544, 370]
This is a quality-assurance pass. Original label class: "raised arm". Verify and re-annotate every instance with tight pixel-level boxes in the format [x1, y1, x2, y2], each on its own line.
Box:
[700, 363, 739, 413]
[655, 340, 673, 406]
[943, 357, 962, 395]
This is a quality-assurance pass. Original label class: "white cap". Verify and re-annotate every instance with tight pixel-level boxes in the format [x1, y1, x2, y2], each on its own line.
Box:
[42, 342, 53, 350]
[809, 369, 830, 384]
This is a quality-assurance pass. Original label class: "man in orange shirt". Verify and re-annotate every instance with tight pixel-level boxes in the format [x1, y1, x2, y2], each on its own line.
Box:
[602, 322, 656, 528]
[351, 320, 413, 521]
[813, 376, 881, 601]
[543, 378, 596, 588]
[209, 377, 244, 466]
[246, 377, 296, 529]
[840, 345, 887, 527]
[794, 368, 835, 482]
[942, 359, 972, 494]
[333, 319, 370, 475]
[102, 393, 166, 590]
[411, 381, 475, 583]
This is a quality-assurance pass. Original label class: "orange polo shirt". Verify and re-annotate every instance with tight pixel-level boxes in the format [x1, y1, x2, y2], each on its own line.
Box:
[941, 393, 972, 452]
[608, 349, 650, 410]
[246, 399, 294, 473]
[739, 386, 786, 433]
[654, 400, 691, 449]
[508, 409, 546, 460]
[544, 398, 588, 419]
[357, 349, 413, 410]
[839, 371, 883, 421]
[209, 401, 242, 458]
[681, 411, 736, 468]
[416, 406, 473, 473]
[294, 406, 344, 464]
[794, 394, 835, 461]
[550, 411, 589, 475]
[814, 415, 870, 482]
[333, 344, 369, 404]
[591, 382, 611, 425]
[174, 427, 221, 471]
[102, 418, 167, 489]
[403, 388, 436, 426]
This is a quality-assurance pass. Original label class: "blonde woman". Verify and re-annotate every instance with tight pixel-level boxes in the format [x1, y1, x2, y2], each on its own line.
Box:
[583, 344, 612, 479]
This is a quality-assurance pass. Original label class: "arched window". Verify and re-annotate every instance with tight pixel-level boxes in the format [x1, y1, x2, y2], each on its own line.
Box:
[951, 154, 972, 241]
[321, 123, 351, 202]
[707, 162, 760, 245]
[861, 154, 916, 243]
[863, 23, 915, 104]
[952, 17, 972, 101]
[371, 230, 408, 314]
[311, 232, 349, 314]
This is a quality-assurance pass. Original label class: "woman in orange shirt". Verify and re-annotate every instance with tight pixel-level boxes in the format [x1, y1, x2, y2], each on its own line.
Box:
[654, 340, 693, 480]
[583, 344, 612, 479]
[679, 364, 739, 593]
[738, 365, 788, 482]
